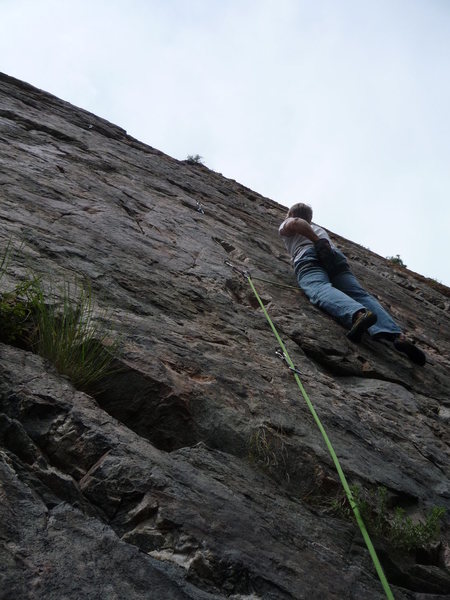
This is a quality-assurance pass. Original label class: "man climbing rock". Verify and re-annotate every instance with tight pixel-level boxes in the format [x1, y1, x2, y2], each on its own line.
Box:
[279, 203, 426, 365]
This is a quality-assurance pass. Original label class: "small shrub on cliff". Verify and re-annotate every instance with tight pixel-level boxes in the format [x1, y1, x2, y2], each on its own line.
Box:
[0, 241, 10, 281]
[387, 254, 407, 268]
[0, 278, 39, 345]
[0, 243, 37, 346]
[389, 505, 446, 552]
[331, 485, 446, 552]
[186, 154, 205, 165]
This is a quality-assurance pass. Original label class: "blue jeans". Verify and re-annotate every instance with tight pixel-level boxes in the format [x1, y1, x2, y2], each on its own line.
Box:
[295, 248, 402, 337]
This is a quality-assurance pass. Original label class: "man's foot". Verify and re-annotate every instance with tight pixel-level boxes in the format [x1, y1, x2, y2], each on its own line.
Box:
[393, 335, 426, 366]
[346, 310, 377, 343]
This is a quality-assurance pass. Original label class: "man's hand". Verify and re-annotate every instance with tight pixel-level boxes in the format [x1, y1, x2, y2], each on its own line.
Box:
[314, 238, 350, 276]
[279, 217, 320, 242]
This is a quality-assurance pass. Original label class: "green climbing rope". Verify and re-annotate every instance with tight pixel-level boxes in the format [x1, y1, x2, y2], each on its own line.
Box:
[246, 274, 395, 600]
[251, 275, 300, 291]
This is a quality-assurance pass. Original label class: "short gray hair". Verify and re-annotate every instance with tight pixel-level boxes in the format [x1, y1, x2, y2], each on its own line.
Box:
[287, 203, 313, 223]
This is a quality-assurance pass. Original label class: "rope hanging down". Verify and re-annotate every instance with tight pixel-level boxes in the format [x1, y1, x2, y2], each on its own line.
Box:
[226, 261, 395, 600]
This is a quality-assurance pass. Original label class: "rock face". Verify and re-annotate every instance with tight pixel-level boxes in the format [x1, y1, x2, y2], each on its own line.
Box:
[0, 72, 449, 599]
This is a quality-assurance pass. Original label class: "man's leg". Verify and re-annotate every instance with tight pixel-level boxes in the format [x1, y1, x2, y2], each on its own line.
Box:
[296, 261, 366, 329]
[327, 256, 425, 363]
[330, 268, 402, 337]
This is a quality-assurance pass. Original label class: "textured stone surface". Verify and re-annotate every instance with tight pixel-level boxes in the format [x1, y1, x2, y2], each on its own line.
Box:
[0, 72, 449, 599]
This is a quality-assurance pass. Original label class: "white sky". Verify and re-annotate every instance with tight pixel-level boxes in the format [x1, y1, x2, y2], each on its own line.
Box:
[1, 0, 449, 285]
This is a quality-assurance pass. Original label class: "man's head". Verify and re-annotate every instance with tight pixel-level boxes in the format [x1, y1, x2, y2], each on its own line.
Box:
[287, 203, 313, 223]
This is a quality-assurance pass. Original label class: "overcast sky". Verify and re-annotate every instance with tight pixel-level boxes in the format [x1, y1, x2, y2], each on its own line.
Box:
[1, 0, 449, 285]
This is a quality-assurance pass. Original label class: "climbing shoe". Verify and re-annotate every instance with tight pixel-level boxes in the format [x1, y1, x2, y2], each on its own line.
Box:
[346, 310, 377, 343]
[393, 337, 426, 366]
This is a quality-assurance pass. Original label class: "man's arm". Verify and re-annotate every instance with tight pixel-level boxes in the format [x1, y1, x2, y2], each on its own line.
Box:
[279, 217, 320, 242]
[279, 216, 347, 274]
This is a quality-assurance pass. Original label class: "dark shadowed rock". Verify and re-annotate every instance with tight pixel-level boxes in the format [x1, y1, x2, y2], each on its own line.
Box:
[0, 72, 449, 599]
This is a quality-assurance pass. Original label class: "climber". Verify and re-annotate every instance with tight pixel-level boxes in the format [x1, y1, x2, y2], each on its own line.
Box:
[279, 203, 426, 365]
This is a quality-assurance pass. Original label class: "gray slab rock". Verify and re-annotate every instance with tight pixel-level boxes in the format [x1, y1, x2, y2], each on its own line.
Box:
[0, 72, 449, 599]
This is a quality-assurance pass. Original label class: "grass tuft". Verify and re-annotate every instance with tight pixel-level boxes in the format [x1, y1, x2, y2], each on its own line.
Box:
[248, 424, 290, 482]
[28, 280, 119, 391]
[1, 241, 119, 393]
